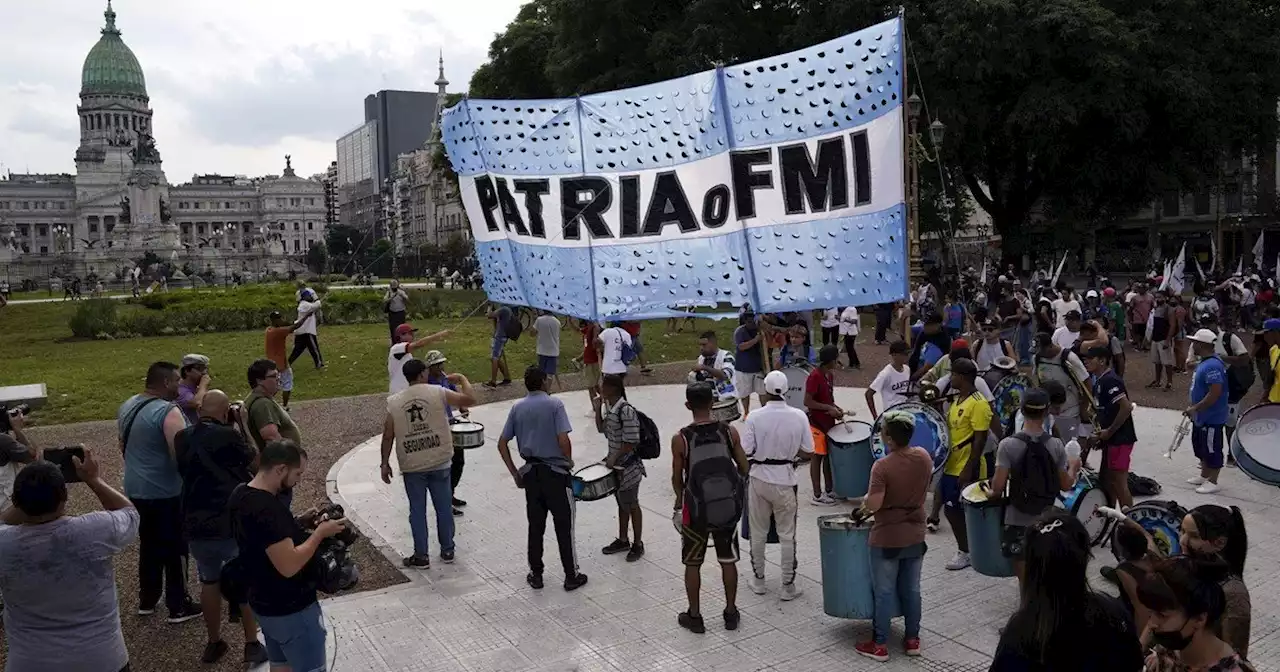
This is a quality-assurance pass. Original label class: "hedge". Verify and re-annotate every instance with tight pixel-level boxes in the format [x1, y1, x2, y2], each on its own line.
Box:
[69, 287, 487, 339]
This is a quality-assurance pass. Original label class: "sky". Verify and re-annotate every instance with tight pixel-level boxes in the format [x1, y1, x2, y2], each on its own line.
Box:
[0, 0, 526, 182]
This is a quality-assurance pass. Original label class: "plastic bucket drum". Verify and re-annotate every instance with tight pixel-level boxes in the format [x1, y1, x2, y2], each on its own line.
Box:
[818, 514, 900, 621]
[827, 421, 874, 498]
[961, 482, 1014, 578]
[1231, 403, 1280, 486]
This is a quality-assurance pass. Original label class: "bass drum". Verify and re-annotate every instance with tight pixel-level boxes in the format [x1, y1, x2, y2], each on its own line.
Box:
[991, 373, 1033, 432]
[1054, 468, 1114, 546]
[1110, 500, 1187, 561]
[870, 401, 950, 475]
[782, 364, 813, 413]
[1230, 403, 1280, 486]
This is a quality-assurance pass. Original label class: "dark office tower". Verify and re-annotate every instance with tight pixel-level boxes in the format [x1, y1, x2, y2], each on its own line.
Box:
[363, 90, 438, 183]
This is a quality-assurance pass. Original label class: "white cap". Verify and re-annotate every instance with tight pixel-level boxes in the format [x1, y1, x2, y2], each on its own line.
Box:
[1086, 290, 1098, 298]
[1189, 328, 1217, 345]
[763, 370, 789, 396]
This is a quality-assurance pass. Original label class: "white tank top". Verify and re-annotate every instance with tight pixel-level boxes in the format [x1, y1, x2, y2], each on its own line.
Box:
[388, 343, 414, 394]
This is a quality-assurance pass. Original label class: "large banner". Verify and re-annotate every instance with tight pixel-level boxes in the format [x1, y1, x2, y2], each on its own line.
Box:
[442, 17, 906, 320]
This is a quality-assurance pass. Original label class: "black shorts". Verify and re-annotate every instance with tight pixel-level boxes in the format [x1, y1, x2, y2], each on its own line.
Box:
[1001, 524, 1029, 559]
[681, 525, 740, 566]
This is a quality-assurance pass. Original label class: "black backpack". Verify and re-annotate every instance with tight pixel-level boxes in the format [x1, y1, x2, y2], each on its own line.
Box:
[681, 424, 743, 532]
[1218, 334, 1255, 401]
[504, 316, 524, 341]
[634, 408, 662, 460]
[1009, 432, 1059, 515]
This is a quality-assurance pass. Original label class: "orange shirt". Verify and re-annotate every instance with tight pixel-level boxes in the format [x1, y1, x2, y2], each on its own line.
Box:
[265, 327, 291, 370]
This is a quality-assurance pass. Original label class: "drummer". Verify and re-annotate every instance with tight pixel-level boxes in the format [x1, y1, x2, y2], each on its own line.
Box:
[689, 331, 737, 401]
[940, 359, 993, 571]
[804, 345, 845, 505]
[424, 350, 467, 517]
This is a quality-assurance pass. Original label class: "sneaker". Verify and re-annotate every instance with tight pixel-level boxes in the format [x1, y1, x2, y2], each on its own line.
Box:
[626, 542, 645, 562]
[564, 573, 589, 591]
[244, 642, 269, 665]
[452, 497, 468, 508]
[926, 517, 939, 533]
[483, 381, 498, 389]
[810, 494, 836, 506]
[402, 554, 430, 569]
[748, 574, 767, 595]
[1099, 565, 1119, 584]
[781, 582, 803, 601]
[453, 507, 464, 517]
[137, 603, 157, 616]
[723, 608, 740, 631]
[200, 640, 229, 664]
[903, 638, 921, 657]
[441, 550, 455, 564]
[1186, 476, 1205, 486]
[855, 640, 890, 662]
[527, 572, 544, 590]
[602, 538, 631, 555]
[498, 379, 513, 387]
[1195, 482, 1221, 495]
[678, 611, 706, 634]
[945, 551, 971, 571]
[166, 599, 202, 624]
[827, 491, 848, 501]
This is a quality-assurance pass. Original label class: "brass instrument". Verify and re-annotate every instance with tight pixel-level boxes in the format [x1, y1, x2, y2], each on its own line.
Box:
[1165, 415, 1191, 460]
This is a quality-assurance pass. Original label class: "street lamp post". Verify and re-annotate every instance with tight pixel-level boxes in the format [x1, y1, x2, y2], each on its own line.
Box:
[906, 93, 946, 286]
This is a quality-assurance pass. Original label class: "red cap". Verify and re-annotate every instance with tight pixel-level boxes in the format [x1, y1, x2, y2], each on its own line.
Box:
[395, 324, 416, 338]
[951, 338, 969, 350]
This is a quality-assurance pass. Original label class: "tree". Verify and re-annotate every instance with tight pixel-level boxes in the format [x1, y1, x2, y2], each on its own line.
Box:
[305, 241, 328, 275]
[467, 0, 1280, 259]
[441, 235, 473, 274]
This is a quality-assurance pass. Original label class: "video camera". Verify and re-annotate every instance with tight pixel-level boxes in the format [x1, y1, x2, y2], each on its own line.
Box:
[0, 404, 29, 434]
[305, 503, 360, 594]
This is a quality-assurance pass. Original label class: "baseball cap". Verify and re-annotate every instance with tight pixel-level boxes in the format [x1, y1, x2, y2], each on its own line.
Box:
[951, 338, 969, 351]
[181, 353, 209, 368]
[1266, 318, 1280, 332]
[763, 370, 789, 396]
[981, 316, 1000, 329]
[394, 323, 417, 338]
[1189, 328, 1217, 345]
[1083, 345, 1112, 360]
[1065, 309, 1082, 320]
[1086, 290, 1098, 298]
[1021, 388, 1050, 412]
[422, 350, 447, 367]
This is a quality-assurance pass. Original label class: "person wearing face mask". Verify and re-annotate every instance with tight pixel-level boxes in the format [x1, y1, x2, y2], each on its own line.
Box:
[989, 511, 1143, 671]
[229, 439, 347, 672]
[1137, 556, 1254, 672]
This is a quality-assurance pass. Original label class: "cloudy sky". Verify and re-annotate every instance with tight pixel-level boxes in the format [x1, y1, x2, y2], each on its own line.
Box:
[0, 0, 524, 182]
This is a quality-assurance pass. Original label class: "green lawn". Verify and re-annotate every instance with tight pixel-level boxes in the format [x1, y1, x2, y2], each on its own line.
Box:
[0, 300, 722, 425]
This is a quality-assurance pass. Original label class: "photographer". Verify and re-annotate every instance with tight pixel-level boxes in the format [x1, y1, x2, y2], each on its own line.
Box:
[0, 407, 39, 511]
[229, 440, 345, 671]
[0, 450, 139, 672]
[175, 390, 268, 666]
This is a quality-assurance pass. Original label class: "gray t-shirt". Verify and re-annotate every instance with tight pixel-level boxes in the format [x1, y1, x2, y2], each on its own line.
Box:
[996, 431, 1068, 527]
[534, 315, 561, 357]
[0, 508, 140, 672]
[385, 288, 408, 312]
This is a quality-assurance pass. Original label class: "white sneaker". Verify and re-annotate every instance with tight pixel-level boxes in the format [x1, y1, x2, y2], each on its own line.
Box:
[780, 582, 803, 601]
[827, 491, 848, 502]
[811, 494, 836, 506]
[1195, 482, 1221, 494]
[749, 574, 767, 595]
[1186, 476, 1205, 486]
[945, 552, 971, 571]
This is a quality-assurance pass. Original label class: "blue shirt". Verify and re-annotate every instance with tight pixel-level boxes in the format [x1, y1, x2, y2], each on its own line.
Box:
[778, 344, 817, 367]
[945, 304, 964, 329]
[1191, 356, 1229, 426]
[500, 392, 573, 474]
[734, 325, 764, 373]
[118, 395, 186, 499]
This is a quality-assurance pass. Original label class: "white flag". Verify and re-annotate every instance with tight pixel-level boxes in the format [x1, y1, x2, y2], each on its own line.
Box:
[1194, 255, 1206, 282]
[1051, 252, 1068, 286]
[1211, 237, 1219, 272]
[1235, 255, 1244, 277]
[1253, 231, 1266, 263]
[980, 258, 987, 285]
[1169, 243, 1187, 295]
[1159, 260, 1172, 291]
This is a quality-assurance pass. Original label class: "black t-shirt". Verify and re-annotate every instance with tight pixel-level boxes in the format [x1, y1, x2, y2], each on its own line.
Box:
[229, 485, 317, 617]
[176, 420, 254, 540]
[990, 593, 1143, 672]
[1092, 371, 1138, 446]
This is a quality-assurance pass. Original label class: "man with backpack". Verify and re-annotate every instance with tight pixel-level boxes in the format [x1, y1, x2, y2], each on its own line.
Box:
[484, 303, 515, 388]
[671, 381, 750, 634]
[1197, 313, 1252, 455]
[1184, 329, 1230, 494]
[741, 370, 814, 601]
[599, 374, 646, 562]
[988, 388, 1073, 594]
[597, 321, 636, 388]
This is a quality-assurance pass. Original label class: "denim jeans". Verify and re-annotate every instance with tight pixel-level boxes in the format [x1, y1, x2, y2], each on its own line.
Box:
[404, 467, 455, 557]
[256, 601, 327, 672]
[869, 546, 923, 645]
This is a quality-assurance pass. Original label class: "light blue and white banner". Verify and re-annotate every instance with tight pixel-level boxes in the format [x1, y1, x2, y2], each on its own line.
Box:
[442, 17, 906, 320]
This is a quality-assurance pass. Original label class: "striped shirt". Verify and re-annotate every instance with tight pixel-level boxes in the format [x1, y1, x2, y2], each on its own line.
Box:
[604, 399, 645, 490]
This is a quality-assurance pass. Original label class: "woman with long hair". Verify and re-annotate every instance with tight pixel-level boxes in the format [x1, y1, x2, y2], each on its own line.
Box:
[1182, 504, 1251, 659]
[989, 511, 1143, 671]
[1138, 556, 1254, 672]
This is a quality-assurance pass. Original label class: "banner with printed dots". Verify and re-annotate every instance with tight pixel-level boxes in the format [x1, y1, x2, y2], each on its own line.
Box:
[442, 17, 907, 321]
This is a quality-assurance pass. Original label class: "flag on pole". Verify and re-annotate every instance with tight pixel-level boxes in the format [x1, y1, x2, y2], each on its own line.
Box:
[1159, 260, 1172, 291]
[1235, 256, 1244, 278]
[1194, 255, 1206, 283]
[1051, 252, 1068, 286]
[979, 258, 987, 285]
[1253, 231, 1266, 264]
[1211, 238, 1219, 273]
[1169, 243, 1187, 295]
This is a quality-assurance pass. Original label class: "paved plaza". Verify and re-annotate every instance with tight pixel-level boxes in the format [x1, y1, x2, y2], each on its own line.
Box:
[324, 385, 1280, 671]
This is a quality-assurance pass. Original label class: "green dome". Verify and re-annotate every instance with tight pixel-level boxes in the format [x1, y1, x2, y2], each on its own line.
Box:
[80, 1, 147, 98]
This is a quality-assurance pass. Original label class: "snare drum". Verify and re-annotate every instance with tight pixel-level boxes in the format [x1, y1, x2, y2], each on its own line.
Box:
[571, 463, 620, 502]
[1230, 403, 1280, 486]
[450, 422, 485, 450]
[1055, 469, 1113, 546]
[1110, 500, 1187, 561]
[783, 365, 812, 413]
[870, 401, 950, 475]
[711, 398, 741, 424]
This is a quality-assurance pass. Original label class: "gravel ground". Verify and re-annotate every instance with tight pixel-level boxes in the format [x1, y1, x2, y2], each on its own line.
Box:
[0, 336, 1206, 671]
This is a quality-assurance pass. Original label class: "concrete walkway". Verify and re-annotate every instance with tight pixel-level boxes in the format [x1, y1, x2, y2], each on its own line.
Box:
[324, 385, 1280, 672]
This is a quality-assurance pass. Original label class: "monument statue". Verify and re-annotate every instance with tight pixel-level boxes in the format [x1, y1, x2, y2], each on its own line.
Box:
[285, 154, 292, 171]
[159, 199, 171, 223]
[130, 133, 160, 164]
[119, 196, 131, 224]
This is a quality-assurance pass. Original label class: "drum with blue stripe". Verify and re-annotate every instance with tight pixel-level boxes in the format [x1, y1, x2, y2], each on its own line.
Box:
[870, 401, 950, 475]
[1053, 468, 1113, 546]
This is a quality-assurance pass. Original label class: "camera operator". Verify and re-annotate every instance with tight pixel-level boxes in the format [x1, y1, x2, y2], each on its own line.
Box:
[0, 407, 40, 512]
[118, 361, 200, 623]
[175, 390, 269, 666]
[243, 359, 302, 509]
[0, 450, 139, 672]
[229, 439, 345, 671]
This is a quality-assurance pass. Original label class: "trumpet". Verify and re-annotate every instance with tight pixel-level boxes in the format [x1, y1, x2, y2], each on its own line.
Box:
[1165, 415, 1191, 460]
